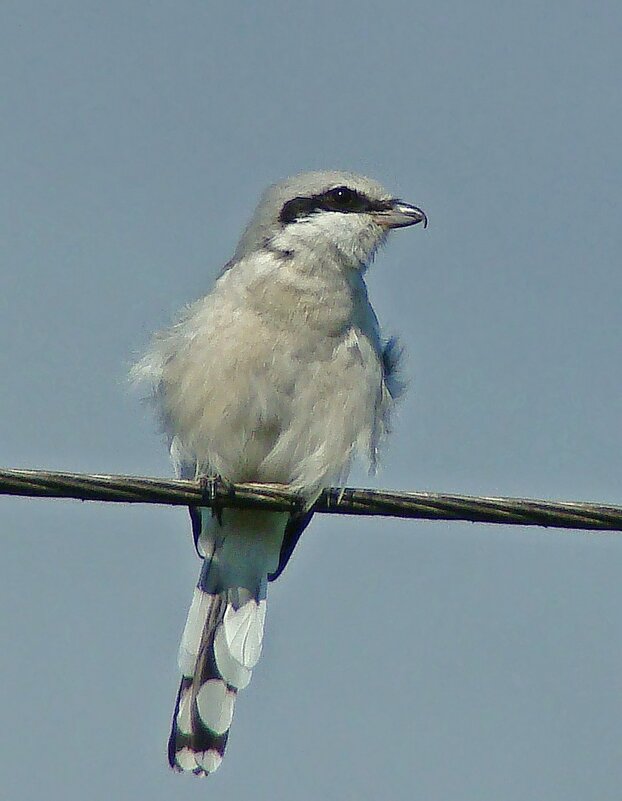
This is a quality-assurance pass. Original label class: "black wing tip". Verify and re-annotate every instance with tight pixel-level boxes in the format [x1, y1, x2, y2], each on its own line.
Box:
[268, 510, 314, 581]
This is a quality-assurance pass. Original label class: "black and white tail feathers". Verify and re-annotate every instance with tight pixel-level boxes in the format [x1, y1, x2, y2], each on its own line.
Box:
[168, 584, 263, 774]
[168, 508, 294, 776]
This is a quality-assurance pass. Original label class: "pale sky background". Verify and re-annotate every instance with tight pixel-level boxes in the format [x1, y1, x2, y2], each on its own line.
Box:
[1, 2, 621, 800]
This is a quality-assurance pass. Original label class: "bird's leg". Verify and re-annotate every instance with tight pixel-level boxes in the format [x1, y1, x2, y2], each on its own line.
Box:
[198, 474, 235, 526]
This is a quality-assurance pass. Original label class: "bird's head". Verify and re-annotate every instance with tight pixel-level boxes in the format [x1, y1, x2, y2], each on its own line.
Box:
[233, 171, 427, 270]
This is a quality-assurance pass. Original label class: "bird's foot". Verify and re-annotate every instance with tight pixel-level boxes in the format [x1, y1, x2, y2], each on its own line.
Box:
[198, 475, 235, 526]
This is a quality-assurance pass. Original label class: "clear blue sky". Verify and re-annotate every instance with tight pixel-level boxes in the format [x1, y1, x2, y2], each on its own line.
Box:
[1, 2, 621, 799]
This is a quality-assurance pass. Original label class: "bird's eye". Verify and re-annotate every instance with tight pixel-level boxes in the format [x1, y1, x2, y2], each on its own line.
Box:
[328, 187, 356, 207]
[323, 186, 367, 212]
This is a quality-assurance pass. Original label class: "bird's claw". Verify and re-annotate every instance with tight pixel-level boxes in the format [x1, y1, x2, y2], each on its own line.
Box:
[198, 475, 235, 526]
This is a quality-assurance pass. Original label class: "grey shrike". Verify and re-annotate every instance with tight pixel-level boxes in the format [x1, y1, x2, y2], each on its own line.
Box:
[132, 170, 426, 776]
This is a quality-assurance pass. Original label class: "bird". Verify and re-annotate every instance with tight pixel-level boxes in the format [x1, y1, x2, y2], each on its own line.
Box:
[132, 170, 426, 776]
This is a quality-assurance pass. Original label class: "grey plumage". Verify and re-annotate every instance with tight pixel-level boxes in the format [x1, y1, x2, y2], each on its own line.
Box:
[132, 170, 426, 775]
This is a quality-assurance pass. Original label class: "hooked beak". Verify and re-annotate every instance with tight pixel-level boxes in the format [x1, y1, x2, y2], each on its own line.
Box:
[374, 200, 428, 230]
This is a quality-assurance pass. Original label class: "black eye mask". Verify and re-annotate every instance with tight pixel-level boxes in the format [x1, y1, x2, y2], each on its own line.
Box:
[279, 185, 392, 224]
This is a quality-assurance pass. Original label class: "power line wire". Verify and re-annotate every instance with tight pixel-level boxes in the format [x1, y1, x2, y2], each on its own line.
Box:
[1, 467, 621, 532]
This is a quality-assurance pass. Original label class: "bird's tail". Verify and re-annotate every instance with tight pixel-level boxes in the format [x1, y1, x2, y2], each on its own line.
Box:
[168, 509, 286, 776]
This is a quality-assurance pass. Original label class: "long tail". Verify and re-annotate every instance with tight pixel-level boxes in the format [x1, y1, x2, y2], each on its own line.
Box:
[168, 509, 286, 776]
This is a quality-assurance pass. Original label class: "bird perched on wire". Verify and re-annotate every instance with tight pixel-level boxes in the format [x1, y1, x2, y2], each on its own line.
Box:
[132, 170, 426, 776]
